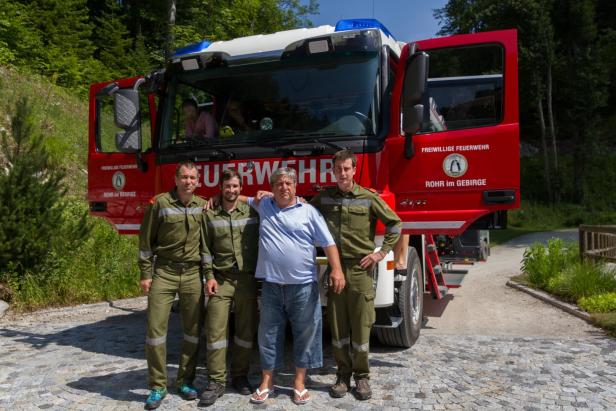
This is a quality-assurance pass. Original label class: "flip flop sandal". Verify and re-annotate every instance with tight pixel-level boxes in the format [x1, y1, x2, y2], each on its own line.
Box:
[250, 387, 274, 404]
[293, 388, 311, 405]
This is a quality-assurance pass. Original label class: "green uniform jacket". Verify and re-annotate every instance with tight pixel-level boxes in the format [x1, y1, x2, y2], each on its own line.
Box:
[138, 189, 207, 280]
[311, 184, 402, 259]
[201, 202, 259, 281]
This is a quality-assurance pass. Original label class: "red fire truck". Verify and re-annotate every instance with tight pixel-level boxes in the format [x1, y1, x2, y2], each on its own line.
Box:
[88, 19, 519, 347]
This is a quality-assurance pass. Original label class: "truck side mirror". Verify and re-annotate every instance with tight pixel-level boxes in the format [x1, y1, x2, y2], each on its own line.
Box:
[114, 89, 142, 153]
[402, 52, 428, 158]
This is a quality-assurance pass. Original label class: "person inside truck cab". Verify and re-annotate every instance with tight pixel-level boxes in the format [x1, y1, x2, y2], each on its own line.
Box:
[182, 98, 218, 139]
[219, 98, 252, 137]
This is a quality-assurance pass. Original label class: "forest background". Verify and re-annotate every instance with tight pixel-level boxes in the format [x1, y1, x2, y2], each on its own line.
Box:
[0, 0, 614, 309]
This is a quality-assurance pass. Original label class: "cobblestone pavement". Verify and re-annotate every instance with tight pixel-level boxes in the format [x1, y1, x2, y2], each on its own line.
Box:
[1, 231, 616, 410]
[1, 297, 615, 410]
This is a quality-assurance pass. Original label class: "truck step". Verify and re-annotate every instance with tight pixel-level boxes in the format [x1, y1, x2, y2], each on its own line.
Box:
[443, 271, 466, 287]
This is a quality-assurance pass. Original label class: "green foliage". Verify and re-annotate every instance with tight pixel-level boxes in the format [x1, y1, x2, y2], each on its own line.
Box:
[521, 238, 578, 288]
[579, 292, 616, 313]
[0, 96, 89, 281]
[546, 262, 616, 302]
[0, 0, 318, 89]
[8, 202, 141, 310]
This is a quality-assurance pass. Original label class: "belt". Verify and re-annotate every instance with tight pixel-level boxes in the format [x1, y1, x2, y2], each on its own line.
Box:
[157, 258, 200, 268]
[215, 267, 250, 276]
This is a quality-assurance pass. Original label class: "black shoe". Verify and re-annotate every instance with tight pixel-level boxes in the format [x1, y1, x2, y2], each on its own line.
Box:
[198, 381, 225, 406]
[232, 376, 253, 395]
[353, 378, 372, 400]
[329, 375, 351, 398]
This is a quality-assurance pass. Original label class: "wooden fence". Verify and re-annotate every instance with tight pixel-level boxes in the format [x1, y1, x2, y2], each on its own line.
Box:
[579, 225, 616, 262]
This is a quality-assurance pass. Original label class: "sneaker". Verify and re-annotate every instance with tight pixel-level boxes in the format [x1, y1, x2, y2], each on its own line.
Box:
[198, 381, 225, 406]
[232, 376, 253, 395]
[145, 388, 167, 410]
[329, 375, 350, 398]
[354, 378, 372, 400]
[177, 383, 198, 401]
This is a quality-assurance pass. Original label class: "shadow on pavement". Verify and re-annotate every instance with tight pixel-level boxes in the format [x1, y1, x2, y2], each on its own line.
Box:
[422, 293, 455, 321]
[67, 368, 150, 403]
[0, 310, 185, 361]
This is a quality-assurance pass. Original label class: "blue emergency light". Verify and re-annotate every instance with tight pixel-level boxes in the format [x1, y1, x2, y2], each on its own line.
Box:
[334, 18, 395, 39]
[173, 40, 211, 59]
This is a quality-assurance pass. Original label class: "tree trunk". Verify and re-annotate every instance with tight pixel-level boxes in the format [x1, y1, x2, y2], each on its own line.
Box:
[537, 86, 553, 203]
[546, 63, 559, 202]
[165, 0, 176, 60]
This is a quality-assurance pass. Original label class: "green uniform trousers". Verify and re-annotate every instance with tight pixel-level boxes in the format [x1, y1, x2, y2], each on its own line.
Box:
[205, 271, 258, 383]
[146, 264, 203, 390]
[328, 259, 375, 380]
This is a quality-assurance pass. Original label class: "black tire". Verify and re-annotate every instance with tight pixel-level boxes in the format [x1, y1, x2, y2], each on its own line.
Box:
[375, 247, 423, 348]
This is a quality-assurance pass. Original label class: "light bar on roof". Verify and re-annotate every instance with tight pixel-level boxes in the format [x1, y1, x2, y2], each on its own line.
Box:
[335, 18, 394, 39]
[173, 40, 211, 59]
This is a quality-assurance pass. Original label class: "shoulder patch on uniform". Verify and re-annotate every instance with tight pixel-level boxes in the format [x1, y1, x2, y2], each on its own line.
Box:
[366, 187, 377, 193]
[150, 192, 167, 205]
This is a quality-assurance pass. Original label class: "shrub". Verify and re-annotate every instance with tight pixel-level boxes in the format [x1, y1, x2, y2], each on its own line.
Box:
[522, 238, 578, 288]
[547, 262, 616, 302]
[579, 292, 616, 313]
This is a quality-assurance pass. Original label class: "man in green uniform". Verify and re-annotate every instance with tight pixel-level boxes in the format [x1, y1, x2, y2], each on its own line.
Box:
[311, 149, 401, 401]
[138, 160, 206, 410]
[198, 168, 260, 406]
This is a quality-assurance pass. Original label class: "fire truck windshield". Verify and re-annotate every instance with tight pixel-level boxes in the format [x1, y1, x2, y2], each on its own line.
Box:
[159, 51, 381, 151]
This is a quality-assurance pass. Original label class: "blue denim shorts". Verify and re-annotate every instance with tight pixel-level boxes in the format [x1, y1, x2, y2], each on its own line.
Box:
[258, 281, 323, 370]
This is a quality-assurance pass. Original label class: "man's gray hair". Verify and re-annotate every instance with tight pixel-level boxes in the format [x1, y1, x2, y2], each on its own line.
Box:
[270, 167, 297, 185]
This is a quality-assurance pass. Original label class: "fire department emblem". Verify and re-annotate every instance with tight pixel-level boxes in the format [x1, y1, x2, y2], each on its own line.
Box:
[443, 153, 467, 178]
[112, 171, 126, 191]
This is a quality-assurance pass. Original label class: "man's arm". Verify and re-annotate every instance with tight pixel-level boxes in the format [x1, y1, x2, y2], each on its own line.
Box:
[373, 196, 402, 254]
[359, 195, 402, 269]
[138, 200, 160, 293]
[323, 245, 345, 294]
[201, 214, 218, 295]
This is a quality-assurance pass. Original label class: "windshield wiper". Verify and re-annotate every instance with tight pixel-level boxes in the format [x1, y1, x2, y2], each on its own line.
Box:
[311, 136, 347, 151]
[178, 140, 235, 160]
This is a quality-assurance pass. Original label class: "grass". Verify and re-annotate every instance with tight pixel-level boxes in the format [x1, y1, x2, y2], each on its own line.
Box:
[0, 65, 88, 196]
[7, 204, 142, 312]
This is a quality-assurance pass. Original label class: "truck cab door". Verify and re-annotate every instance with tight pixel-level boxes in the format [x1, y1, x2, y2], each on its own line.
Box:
[88, 77, 157, 234]
[394, 29, 519, 235]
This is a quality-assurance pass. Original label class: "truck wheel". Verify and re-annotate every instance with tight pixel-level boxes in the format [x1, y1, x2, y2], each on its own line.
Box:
[375, 247, 423, 348]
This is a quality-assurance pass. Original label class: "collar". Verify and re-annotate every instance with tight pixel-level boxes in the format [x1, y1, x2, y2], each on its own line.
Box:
[336, 183, 359, 197]
[213, 201, 247, 216]
[270, 196, 303, 210]
[170, 188, 197, 207]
